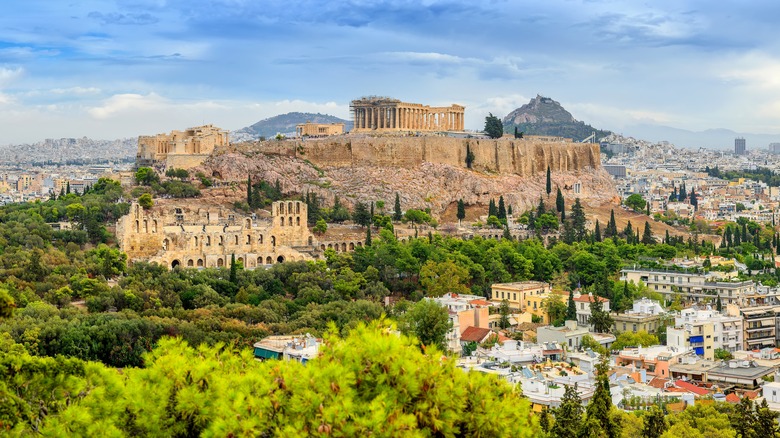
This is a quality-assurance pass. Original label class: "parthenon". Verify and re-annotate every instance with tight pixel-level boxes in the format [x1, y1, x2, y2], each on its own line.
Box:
[350, 97, 465, 132]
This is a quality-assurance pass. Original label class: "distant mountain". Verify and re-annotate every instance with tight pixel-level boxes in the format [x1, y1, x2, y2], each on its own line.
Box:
[232, 112, 352, 142]
[622, 123, 780, 150]
[502, 95, 610, 142]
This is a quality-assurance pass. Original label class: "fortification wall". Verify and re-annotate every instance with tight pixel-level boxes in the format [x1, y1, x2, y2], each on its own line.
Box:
[236, 137, 599, 176]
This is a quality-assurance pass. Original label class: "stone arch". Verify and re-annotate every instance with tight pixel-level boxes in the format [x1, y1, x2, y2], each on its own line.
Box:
[187, 259, 194, 267]
[245, 218, 251, 228]
[135, 220, 140, 233]
[287, 202, 292, 214]
[219, 235, 224, 246]
[277, 255, 285, 264]
[171, 259, 181, 269]
[327, 243, 333, 249]
[341, 243, 347, 252]
[237, 257, 244, 265]
[259, 234, 263, 244]
[217, 258, 224, 267]
[143, 220, 148, 233]
[280, 217, 284, 227]
[288, 216, 292, 227]
[280, 203, 285, 215]
[349, 242, 355, 250]
[266, 256, 272, 264]
[296, 202, 300, 214]
[321, 244, 326, 250]
[234, 235, 239, 245]
[357, 242, 363, 247]
[153, 220, 158, 233]
[197, 259, 204, 267]
[246, 234, 252, 244]
[162, 238, 169, 250]
[296, 217, 301, 226]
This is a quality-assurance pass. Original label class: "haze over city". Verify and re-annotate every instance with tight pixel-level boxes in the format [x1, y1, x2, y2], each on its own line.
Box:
[3, 0, 780, 145]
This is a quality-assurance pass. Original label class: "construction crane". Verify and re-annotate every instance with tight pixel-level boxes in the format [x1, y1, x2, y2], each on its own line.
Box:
[580, 131, 596, 143]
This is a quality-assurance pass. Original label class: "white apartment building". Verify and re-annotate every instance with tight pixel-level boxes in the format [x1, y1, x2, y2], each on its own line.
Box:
[666, 307, 743, 360]
[621, 268, 755, 306]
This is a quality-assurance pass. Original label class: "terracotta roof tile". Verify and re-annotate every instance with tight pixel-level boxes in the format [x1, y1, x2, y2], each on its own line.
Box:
[460, 326, 492, 343]
[674, 380, 709, 396]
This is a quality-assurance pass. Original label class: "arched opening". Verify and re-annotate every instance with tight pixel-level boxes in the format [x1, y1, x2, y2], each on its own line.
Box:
[217, 258, 224, 267]
[280, 203, 285, 215]
[143, 220, 148, 233]
[206, 236, 211, 246]
[349, 242, 355, 250]
[308, 236, 313, 245]
[280, 217, 284, 227]
[259, 234, 263, 244]
[135, 220, 139, 233]
[245, 218, 251, 228]
[296, 217, 300, 226]
[171, 260, 180, 269]
[357, 242, 363, 247]
[219, 236, 224, 246]
[288, 216, 292, 227]
[321, 244, 326, 250]
[288, 202, 292, 213]
[234, 235, 239, 245]
[187, 259, 194, 267]
[277, 255, 285, 264]
[296, 202, 300, 214]
[238, 257, 244, 265]
[247, 235, 252, 244]
[153, 220, 158, 233]
[341, 243, 347, 252]
[197, 259, 204, 267]
[194, 236, 199, 247]
[327, 243, 333, 249]
[266, 256, 272, 265]
[271, 236, 276, 247]
[257, 256, 263, 265]
[162, 239, 169, 250]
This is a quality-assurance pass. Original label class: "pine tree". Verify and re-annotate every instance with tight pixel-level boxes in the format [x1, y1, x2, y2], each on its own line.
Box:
[551, 385, 583, 438]
[537, 196, 546, 216]
[732, 396, 756, 438]
[755, 399, 779, 437]
[456, 199, 466, 222]
[642, 406, 667, 438]
[566, 290, 576, 321]
[393, 193, 402, 221]
[546, 166, 552, 195]
[642, 221, 654, 245]
[352, 202, 371, 227]
[497, 196, 506, 219]
[556, 187, 565, 213]
[594, 220, 602, 242]
[365, 227, 372, 246]
[586, 356, 620, 438]
[571, 198, 586, 242]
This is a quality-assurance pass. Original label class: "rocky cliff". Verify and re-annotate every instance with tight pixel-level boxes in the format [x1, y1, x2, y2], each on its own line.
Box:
[196, 136, 617, 216]
[503, 95, 610, 142]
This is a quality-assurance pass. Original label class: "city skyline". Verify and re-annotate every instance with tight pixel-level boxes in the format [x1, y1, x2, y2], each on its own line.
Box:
[2, 1, 780, 144]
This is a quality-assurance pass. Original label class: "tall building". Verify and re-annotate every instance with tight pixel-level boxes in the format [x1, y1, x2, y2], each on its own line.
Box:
[769, 143, 780, 154]
[735, 137, 746, 155]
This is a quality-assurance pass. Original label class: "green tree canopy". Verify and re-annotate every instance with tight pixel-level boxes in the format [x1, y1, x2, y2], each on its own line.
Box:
[484, 113, 504, 139]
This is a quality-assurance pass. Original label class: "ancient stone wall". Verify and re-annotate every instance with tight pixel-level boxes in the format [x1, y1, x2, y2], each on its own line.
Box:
[117, 200, 320, 269]
[237, 136, 599, 177]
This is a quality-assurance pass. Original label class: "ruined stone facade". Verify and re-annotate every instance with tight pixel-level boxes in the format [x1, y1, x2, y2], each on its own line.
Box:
[137, 124, 229, 169]
[295, 122, 345, 137]
[350, 97, 465, 132]
[117, 200, 329, 269]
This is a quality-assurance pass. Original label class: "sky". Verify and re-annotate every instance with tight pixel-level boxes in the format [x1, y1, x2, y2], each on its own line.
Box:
[2, 0, 780, 145]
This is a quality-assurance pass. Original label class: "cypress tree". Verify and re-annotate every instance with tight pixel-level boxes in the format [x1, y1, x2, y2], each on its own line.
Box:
[571, 198, 586, 242]
[566, 290, 576, 321]
[606, 209, 617, 237]
[716, 295, 722, 312]
[537, 196, 546, 216]
[546, 166, 552, 195]
[556, 187, 564, 213]
[393, 193, 402, 221]
[586, 357, 620, 438]
[642, 406, 667, 438]
[642, 221, 654, 245]
[456, 199, 466, 222]
[742, 223, 748, 243]
[365, 227, 372, 246]
[679, 182, 687, 201]
[229, 254, 238, 284]
[551, 385, 583, 438]
[488, 199, 497, 218]
[528, 211, 535, 231]
[594, 220, 601, 242]
[66, 181, 70, 194]
[508, 205, 513, 216]
[497, 196, 506, 219]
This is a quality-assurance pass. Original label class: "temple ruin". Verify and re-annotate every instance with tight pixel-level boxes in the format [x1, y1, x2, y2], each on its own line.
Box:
[136, 124, 229, 169]
[350, 97, 465, 132]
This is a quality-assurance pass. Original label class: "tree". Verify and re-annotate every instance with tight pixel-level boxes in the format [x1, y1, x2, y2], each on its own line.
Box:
[537, 196, 546, 216]
[484, 113, 503, 139]
[625, 193, 646, 211]
[465, 143, 475, 169]
[611, 331, 659, 351]
[589, 298, 613, 333]
[499, 299, 511, 329]
[456, 199, 466, 222]
[642, 221, 655, 245]
[714, 348, 733, 360]
[586, 356, 620, 438]
[543, 295, 568, 326]
[393, 193, 402, 221]
[365, 227, 372, 246]
[552, 385, 583, 438]
[419, 260, 470, 297]
[134, 167, 160, 186]
[606, 209, 618, 238]
[229, 254, 238, 283]
[731, 396, 756, 438]
[313, 218, 328, 235]
[571, 198, 586, 241]
[566, 290, 577, 321]
[556, 187, 564, 213]
[642, 406, 667, 438]
[488, 199, 497, 218]
[352, 201, 371, 227]
[399, 299, 453, 351]
[497, 196, 506, 219]
[716, 295, 723, 312]
[594, 219, 602, 242]
[246, 175, 253, 206]
[546, 166, 552, 195]
[138, 193, 154, 209]
[755, 399, 779, 438]
[0, 288, 15, 318]
[690, 190, 698, 210]
[330, 196, 351, 223]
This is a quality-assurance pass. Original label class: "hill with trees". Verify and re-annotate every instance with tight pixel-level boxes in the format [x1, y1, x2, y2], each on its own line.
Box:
[502, 95, 611, 142]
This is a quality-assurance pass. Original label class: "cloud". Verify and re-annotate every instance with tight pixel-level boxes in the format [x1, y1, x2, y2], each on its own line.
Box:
[87, 93, 167, 119]
[0, 67, 24, 86]
[87, 11, 159, 25]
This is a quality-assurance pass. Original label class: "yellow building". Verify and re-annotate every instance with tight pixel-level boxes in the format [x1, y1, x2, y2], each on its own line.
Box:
[295, 122, 345, 137]
[490, 281, 551, 310]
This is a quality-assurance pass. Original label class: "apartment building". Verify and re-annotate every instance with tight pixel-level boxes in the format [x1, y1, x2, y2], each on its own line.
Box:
[621, 268, 755, 306]
[666, 307, 743, 360]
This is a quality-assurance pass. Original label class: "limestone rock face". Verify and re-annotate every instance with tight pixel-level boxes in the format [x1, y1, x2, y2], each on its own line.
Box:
[199, 136, 617, 216]
[503, 95, 575, 126]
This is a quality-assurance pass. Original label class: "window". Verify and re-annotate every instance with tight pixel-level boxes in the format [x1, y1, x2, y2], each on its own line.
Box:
[623, 323, 627, 331]
[633, 324, 637, 331]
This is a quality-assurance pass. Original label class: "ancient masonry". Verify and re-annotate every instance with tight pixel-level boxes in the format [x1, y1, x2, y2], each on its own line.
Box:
[350, 97, 465, 132]
[295, 122, 345, 137]
[116, 200, 363, 269]
[137, 124, 229, 170]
